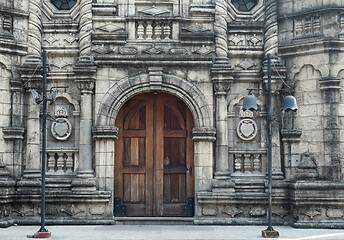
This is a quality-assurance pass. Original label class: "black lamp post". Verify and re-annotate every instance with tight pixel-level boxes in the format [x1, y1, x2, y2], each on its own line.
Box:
[30, 50, 57, 239]
[243, 53, 297, 238]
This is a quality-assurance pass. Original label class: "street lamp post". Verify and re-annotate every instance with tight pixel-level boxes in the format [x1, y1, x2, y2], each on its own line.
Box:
[243, 53, 297, 238]
[30, 50, 57, 239]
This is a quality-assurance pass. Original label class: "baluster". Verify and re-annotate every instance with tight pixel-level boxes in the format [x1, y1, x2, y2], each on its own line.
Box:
[163, 22, 171, 40]
[155, 22, 162, 40]
[56, 153, 64, 173]
[295, 19, 303, 36]
[244, 154, 251, 173]
[313, 16, 321, 33]
[253, 154, 261, 172]
[47, 154, 56, 172]
[65, 153, 74, 173]
[137, 21, 144, 39]
[234, 154, 242, 172]
[146, 21, 153, 40]
[304, 17, 312, 34]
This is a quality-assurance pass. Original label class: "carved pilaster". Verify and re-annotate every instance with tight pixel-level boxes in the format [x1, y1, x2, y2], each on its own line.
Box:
[319, 77, 341, 181]
[73, 57, 96, 190]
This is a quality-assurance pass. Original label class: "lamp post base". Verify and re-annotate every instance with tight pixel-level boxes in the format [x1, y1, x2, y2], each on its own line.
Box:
[262, 229, 279, 238]
[34, 231, 51, 238]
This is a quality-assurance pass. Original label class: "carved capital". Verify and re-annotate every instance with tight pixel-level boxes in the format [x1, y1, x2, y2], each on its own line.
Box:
[213, 80, 231, 94]
[2, 127, 25, 141]
[93, 126, 119, 140]
[319, 77, 341, 91]
[192, 127, 216, 142]
[76, 80, 95, 94]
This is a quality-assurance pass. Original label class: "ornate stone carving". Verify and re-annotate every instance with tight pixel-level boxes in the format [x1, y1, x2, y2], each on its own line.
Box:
[264, 0, 278, 56]
[326, 209, 343, 219]
[213, 80, 231, 93]
[273, 208, 288, 218]
[51, 118, 72, 141]
[44, 33, 58, 45]
[304, 209, 321, 219]
[229, 34, 243, 46]
[138, 5, 170, 16]
[235, 59, 257, 70]
[193, 46, 213, 56]
[202, 206, 217, 216]
[169, 48, 187, 55]
[240, 110, 254, 119]
[119, 46, 138, 55]
[247, 34, 262, 46]
[237, 119, 257, 141]
[64, 34, 77, 44]
[89, 205, 105, 215]
[214, 0, 228, 59]
[223, 207, 243, 217]
[143, 45, 163, 55]
[96, 22, 124, 32]
[92, 45, 113, 55]
[183, 24, 210, 33]
[249, 207, 266, 216]
[79, 0, 93, 56]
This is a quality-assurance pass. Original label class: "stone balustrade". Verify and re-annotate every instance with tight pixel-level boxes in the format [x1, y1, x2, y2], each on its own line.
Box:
[136, 20, 172, 40]
[46, 149, 78, 175]
[229, 150, 267, 176]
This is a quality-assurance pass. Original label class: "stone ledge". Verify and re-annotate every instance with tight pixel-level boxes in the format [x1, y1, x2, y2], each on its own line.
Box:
[2, 127, 25, 141]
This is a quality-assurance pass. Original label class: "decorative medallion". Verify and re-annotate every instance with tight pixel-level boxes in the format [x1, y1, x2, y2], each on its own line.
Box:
[248, 34, 262, 46]
[183, 24, 210, 33]
[119, 46, 138, 55]
[231, 0, 257, 12]
[64, 34, 77, 44]
[44, 34, 58, 45]
[51, 109, 72, 141]
[304, 209, 321, 219]
[143, 45, 163, 55]
[249, 207, 266, 216]
[51, 0, 77, 10]
[326, 209, 343, 219]
[193, 46, 213, 55]
[237, 118, 257, 141]
[96, 23, 124, 33]
[168, 48, 188, 55]
[229, 34, 243, 46]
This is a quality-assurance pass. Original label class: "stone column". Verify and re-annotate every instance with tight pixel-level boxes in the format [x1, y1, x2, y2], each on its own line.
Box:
[72, 59, 97, 191]
[264, 0, 278, 57]
[2, 78, 25, 178]
[17, 58, 43, 192]
[211, 81, 235, 193]
[192, 127, 216, 192]
[213, 0, 230, 68]
[319, 77, 342, 181]
[262, 60, 285, 180]
[27, 0, 42, 57]
[79, 0, 93, 56]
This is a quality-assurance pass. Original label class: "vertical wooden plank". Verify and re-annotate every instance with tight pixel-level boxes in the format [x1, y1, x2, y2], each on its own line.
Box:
[186, 108, 194, 199]
[123, 174, 131, 202]
[139, 174, 145, 202]
[155, 94, 164, 216]
[163, 174, 170, 202]
[170, 174, 179, 202]
[114, 107, 124, 199]
[139, 138, 145, 166]
[131, 174, 138, 202]
[179, 138, 186, 165]
[179, 174, 186, 202]
[130, 138, 139, 165]
[146, 94, 154, 216]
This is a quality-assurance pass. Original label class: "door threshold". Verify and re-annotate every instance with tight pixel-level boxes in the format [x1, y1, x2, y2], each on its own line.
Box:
[114, 217, 194, 225]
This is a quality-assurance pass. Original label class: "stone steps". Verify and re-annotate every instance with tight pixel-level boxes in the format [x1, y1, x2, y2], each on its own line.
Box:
[115, 217, 194, 225]
[234, 180, 266, 193]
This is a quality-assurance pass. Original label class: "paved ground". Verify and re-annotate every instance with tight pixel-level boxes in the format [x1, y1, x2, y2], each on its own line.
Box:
[1, 225, 344, 240]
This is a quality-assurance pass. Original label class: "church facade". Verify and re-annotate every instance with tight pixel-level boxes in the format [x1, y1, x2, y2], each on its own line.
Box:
[1, 0, 344, 227]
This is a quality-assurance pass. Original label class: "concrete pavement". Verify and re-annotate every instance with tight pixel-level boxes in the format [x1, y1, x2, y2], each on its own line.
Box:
[1, 225, 344, 240]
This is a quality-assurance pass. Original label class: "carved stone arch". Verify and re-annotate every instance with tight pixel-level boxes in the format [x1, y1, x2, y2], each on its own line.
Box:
[332, 56, 344, 78]
[96, 73, 213, 128]
[290, 62, 327, 81]
[54, 92, 80, 114]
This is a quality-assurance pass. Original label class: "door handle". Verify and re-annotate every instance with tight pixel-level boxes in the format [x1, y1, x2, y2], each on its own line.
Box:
[186, 166, 192, 175]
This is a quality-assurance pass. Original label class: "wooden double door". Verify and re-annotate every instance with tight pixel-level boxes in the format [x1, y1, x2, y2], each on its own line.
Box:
[115, 93, 194, 216]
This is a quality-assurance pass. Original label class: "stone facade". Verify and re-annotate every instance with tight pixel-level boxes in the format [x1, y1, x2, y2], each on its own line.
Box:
[0, 0, 344, 228]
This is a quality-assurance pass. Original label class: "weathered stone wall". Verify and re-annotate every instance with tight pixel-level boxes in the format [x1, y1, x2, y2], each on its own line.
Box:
[0, 0, 344, 228]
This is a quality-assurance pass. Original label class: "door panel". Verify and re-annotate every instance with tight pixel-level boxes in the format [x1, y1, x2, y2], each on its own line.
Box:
[115, 93, 194, 217]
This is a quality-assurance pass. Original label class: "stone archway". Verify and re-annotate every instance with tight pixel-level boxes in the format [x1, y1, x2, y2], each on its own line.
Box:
[93, 72, 216, 217]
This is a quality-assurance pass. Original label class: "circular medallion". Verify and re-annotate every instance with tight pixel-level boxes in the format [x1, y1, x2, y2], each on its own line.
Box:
[51, 118, 72, 141]
[237, 118, 257, 141]
[51, 0, 77, 10]
[231, 0, 257, 12]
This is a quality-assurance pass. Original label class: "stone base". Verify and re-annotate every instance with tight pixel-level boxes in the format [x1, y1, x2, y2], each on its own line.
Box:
[262, 229, 279, 238]
[34, 231, 51, 239]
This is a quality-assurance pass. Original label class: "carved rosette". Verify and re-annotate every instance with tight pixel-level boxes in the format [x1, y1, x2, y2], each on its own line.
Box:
[76, 80, 95, 94]
[264, 0, 278, 56]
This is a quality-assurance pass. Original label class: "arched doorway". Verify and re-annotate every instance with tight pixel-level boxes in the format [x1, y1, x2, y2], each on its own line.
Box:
[114, 92, 194, 217]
